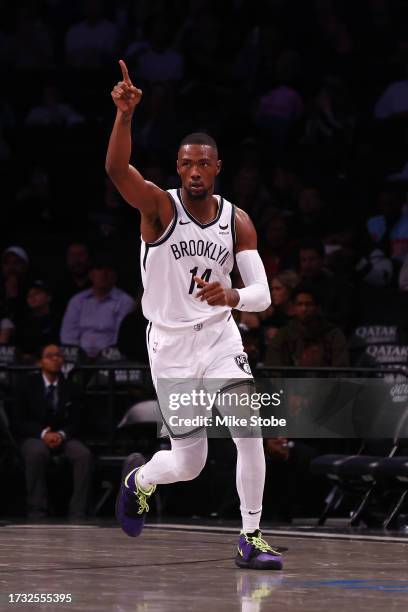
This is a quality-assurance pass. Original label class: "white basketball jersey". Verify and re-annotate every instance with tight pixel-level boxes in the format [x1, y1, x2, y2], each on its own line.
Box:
[141, 188, 236, 330]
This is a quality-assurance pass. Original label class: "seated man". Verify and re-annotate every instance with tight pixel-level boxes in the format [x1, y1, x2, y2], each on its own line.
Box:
[60, 254, 134, 358]
[296, 239, 353, 330]
[13, 343, 92, 519]
[265, 284, 349, 368]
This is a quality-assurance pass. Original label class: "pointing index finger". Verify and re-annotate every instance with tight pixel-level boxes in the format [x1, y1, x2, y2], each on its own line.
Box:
[119, 59, 131, 84]
[194, 276, 208, 290]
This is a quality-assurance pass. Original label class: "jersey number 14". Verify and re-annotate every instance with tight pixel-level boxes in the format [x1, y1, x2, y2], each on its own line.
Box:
[188, 267, 212, 294]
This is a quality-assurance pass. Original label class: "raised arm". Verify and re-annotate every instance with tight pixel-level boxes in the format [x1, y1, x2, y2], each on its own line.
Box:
[105, 60, 173, 242]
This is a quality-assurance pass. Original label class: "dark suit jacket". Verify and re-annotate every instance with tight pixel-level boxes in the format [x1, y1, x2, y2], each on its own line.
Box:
[13, 373, 82, 440]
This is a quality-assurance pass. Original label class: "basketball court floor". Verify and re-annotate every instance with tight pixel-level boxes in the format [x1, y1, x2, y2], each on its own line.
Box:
[1, 520, 408, 611]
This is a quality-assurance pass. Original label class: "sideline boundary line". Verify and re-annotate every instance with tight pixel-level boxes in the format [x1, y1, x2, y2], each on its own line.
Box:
[145, 522, 408, 544]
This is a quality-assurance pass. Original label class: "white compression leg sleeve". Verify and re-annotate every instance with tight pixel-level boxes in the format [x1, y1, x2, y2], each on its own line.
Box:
[233, 437, 266, 532]
[137, 437, 208, 488]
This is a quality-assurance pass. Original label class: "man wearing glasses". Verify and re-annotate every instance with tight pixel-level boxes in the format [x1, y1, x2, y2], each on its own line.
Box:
[13, 343, 92, 519]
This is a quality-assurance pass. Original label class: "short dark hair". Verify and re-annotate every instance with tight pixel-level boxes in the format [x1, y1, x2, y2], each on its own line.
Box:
[36, 342, 61, 361]
[178, 132, 218, 155]
[291, 283, 321, 305]
[28, 279, 52, 295]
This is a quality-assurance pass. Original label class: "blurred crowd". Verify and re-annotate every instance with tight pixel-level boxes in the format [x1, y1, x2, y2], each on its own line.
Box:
[2, 0, 408, 369]
[3, 0, 408, 521]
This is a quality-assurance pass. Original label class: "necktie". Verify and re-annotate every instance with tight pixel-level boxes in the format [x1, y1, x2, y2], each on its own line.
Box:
[46, 384, 58, 413]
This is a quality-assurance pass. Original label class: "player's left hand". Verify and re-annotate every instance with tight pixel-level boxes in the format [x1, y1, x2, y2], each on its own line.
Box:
[194, 276, 239, 307]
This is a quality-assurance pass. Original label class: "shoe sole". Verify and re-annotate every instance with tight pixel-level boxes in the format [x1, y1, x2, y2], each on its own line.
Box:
[235, 556, 283, 570]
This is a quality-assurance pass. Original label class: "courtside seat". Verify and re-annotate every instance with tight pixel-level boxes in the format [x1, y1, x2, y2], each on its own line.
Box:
[117, 400, 162, 427]
[376, 456, 408, 482]
[374, 457, 408, 528]
[59, 344, 87, 380]
[89, 346, 146, 389]
[311, 452, 391, 526]
[311, 454, 360, 526]
[310, 454, 356, 480]
[337, 455, 381, 483]
[311, 402, 408, 527]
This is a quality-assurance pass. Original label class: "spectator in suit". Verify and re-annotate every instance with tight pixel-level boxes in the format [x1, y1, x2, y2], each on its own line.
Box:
[13, 343, 92, 519]
[60, 254, 134, 358]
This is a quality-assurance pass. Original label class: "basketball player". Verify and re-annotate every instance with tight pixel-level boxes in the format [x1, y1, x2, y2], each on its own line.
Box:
[106, 60, 283, 570]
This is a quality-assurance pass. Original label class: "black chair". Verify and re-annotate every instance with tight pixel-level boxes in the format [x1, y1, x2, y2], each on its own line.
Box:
[374, 456, 408, 528]
[59, 344, 87, 382]
[310, 452, 362, 526]
[310, 396, 408, 527]
[89, 346, 146, 389]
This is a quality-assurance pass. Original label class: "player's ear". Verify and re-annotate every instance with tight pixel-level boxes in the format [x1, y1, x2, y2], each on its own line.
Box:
[216, 160, 222, 175]
[176, 159, 181, 176]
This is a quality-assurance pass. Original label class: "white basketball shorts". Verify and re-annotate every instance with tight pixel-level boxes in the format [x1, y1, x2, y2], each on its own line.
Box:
[146, 314, 254, 437]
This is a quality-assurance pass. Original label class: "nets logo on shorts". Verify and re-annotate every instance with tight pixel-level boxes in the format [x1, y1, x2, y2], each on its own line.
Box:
[234, 354, 252, 375]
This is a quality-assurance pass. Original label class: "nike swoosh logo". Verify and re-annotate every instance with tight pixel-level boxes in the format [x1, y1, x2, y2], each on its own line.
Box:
[237, 547, 244, 557]
[248, 509, 261, 515]
[124, 467, 138, 489]
[179, 220, 191, 225]
[219, 224, 228, 230]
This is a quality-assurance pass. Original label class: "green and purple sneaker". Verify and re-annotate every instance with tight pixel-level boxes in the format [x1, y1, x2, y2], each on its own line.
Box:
[235, 530, 284, 570]
[115, 454, 156, 538]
